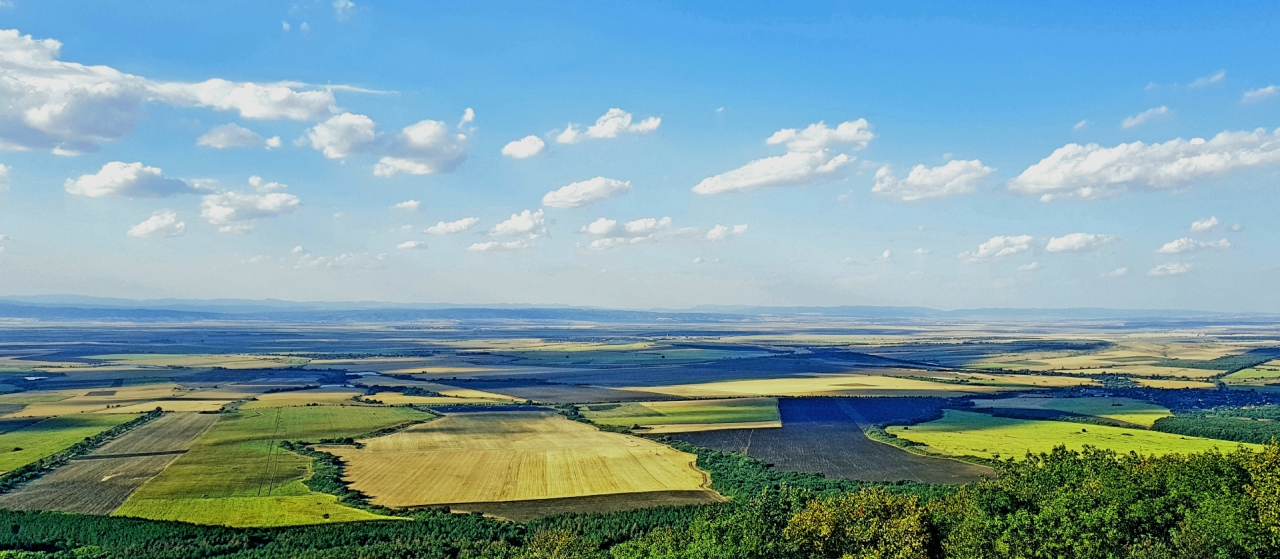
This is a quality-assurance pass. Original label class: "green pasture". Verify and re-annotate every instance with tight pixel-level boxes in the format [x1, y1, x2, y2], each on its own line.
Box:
[582, 397, 780, 427]
[887, 410, 1260, 460]
[113, 487, 396, 527]
[971, 396, 1172, 427]
[1225, 367, 1280, 380]
[0, 414, 139, 472]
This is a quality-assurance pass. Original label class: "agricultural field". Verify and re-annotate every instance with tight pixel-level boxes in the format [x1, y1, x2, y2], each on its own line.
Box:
[361, 392, 506, 406]
[115, 405, 432, 526]
[0, 413, 218, 514]
[240, 387, 365, 409]
[887, 410, 1261, 460]
[0, 414, 139, 472]
[968, 396, 1173, 427]
[0, 384, 186, 417]
[581, 398, 780, 433]
[325, 411, 720, 515]
[86, 354, 311, 369]
[629, 372, 1027, 399]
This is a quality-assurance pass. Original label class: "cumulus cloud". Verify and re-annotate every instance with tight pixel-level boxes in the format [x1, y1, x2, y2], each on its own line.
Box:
[65, 161, 197, 198]
[501, 135, 545, 159]
[490, 209, 545, 237]
[397, 240, 426, 250]
[393, 199, 420, 211]
[1242, 85, 1277, 103]
[468, 239, 534, 252]
[0, 29, 347, 153]
[1189, 70, 1225, 88]
[1008, 128, 1280, 201]
[1102, 268, 1128, 278]
[581, 217, 680, 250]
[200, 175, 300, 233]
[0, 163, 8, 190]
[872, 159, 993, 201]
[1149, 262, 1192, 276]
[304, 113, 377, 158]
[1155, 238, 1231, 254]
[333, 0, 355, 20]
[913, 248, 932, 255]
[582, 218, 618, 236]
[693, 120, 873, 195]
[126, 210, 185, 239]
[425, 217, 479, 235]
[1121, 106, 1171, 129]
[961, 235, 1034, 261]
[555, 108, 660, 144]
[458, 107, 474, 129]
[303, 112, 469, 177]
[1044, 233, 1117, 253]
[297, 252, 387, 269]
[1017, 261, 1042, 271]
[706, 223, 748, 241]
[542, 176, 632, 208]
[196, 123, 270, 149]
[1190, 216, 1219, 232]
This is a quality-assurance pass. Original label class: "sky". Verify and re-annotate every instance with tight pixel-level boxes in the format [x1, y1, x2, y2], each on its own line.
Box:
[0, 0, 1278, 311]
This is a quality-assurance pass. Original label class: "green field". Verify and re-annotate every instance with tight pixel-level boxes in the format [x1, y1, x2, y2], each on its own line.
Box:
[887, 410, 1261, 460]
[115, 406, 432, 527]
[581, 397, 780, 427]
[969, 396, 1172, 427]
[1224, 367, 1280, 380]
[0, 414, 139, 472]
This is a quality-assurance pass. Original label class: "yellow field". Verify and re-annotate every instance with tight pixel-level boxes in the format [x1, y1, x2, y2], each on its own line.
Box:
[968, 396, 1172, 427]
[87, 354, 309, 369]
[362, 392, 505, 406]
[625, 372, 1088, 399]
[1134, 378, 1217, 389]
[0, 384, 185, 417]
[636, 421, 782, 434]
[102, 400, 231, 414]
[954, 373, 1098, 388]
[325, 411, 717, 508]
[240, 388, 364, 409]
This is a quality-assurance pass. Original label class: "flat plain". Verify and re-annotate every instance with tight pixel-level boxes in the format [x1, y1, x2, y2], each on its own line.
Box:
[968, 396, 1173, 427]
[582, 397, 780, 432]
[0, 414, 139, 472]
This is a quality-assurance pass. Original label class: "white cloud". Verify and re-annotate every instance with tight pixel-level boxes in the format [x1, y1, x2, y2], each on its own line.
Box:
[490, 209, 545, 236]
[1243, 85, 1278, 102]
[197, 123, 265, 149]
[626, 217, 672, 236]
[300, 22, 311, 32]
[297, 252, 387, 269]
[1121, 106, 1171, 129]
[1017, 261, 1041, 272]
[1149, 262, 1192, 276]
[282, 21, 290, 32]
[1008, 128, 1280, 201]
[200, 176, 300, 233]
[555, 108, 660, 144]
[1231, 223, 1243, 232]
[397, 240, 426, 250]
[0, 163, 8, 190]
[1073, 120, 1088, 131]
[961, 235, 1034, 260]
[1190, 216, 1219, 232]
[542, 176, 632, 208]
[458, 107, 474, 129]
[1102, 268, 1128, 278]
[305, 113, 376, 158]
[468, 239, 534, 252]
[265, 136, 281, 149]
[1156, 238, 1231, 254]
[333, 0, 355, 20]
[872, 159, 993, 201]
[913, 248, 932, 255]
[126, 210, 185, 239]
[501, 135, 545, 158]
[1044, 233, 1117, 253]
[393, 199, 420, 211]
[707, 223, 748, 241]
[65, 161, 196, 198]
[426, 217, 479, 235]
[878, 250, 892, 262]
[693, 120, 872, 194]
[1189, 70, 1226, 88]
[582, 218, 618, 236]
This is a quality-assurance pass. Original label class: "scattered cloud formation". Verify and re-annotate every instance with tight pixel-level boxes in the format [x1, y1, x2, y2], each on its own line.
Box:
[1149, 262, 1192, 276]
[393, 199, 420, 211]
[458, 108, 474, 129]
[468, 238, 534, 252]
[1073, 120, 1088, 131]
[126, 210, 185, 238]
[1189, 70, 1226, 88]
[333, 0, 355, 20]
[425, 217, 479, 235]
[1017, 261, 1041, 271]
[542, 176, 632, 208]
[961, 235, 1034, 260]
[197, 123, 272, 149]
[1121, 106, 1170, 129]
[693, 120, 873, 194]
[1190, 216, 1219, 232]
[200, 176, 300, 233]
[0, 163, 9, 190]
[490, 209, 545, 237]
[1156, 238, 1231, 254]
[913, 248, 932, 255]
[555, 108, 660, 144]
[297, 252, 387, 269]
[1008, 128, 1280, 201]
[501, 135, 545, 158]
[396, 240, 426, 250]
[1044, 233, 1117, 253]
[1242, 85, 1277, 103]
[305, 113, 377, 158]
[872, 159, 993, 201]
[303, 112, 469, 177]
[1102, 268, 1128, 278]
[65, 161, 197, 198]
[582, 218, 618, 236]
[706, 223, 748, 241]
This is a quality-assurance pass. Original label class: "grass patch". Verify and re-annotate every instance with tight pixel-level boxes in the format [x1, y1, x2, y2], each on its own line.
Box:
[113, 490, 395, 527]
[968, 396, 1171, 427]
[0, 414, 139, 472]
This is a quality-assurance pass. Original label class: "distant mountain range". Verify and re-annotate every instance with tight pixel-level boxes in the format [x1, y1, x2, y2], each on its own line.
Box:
[0, 295, 1271, 324]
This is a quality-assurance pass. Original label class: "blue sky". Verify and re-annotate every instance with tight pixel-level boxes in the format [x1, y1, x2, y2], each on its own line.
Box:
[0, 1, 1278, 310]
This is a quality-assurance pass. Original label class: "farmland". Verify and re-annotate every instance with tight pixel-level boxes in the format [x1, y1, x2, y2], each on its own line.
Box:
[968, 396, 1173, 427]
[325, 411, 720, 515]
[0, 414, 139, 472]
[887, 410, 1262, 460]
[581, 397, 780, 433]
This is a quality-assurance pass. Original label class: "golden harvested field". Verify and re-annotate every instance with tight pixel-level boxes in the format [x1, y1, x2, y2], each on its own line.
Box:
[101, 400, 231, 413]
[628, 373, 1039, 399]
[326, 411, 718, 508]
[969, 396, 1172, 427]
[636, 421, 782, 434]
[954, 373, 1098, 388]
[582, 398, 780, 431]
[240, 388, 364, 409]
[362, 392, 505, 406]
[86, 354, 310, 369]
[0, 384, 184, 417]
